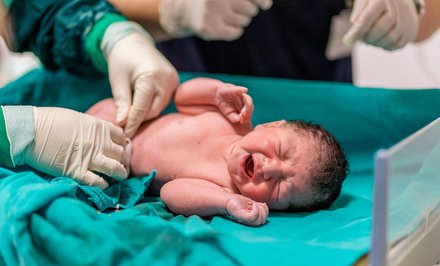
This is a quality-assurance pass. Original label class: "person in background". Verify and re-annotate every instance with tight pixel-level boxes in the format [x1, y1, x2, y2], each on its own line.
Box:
[0, 0, 179, 189]
[110, 0, 350, 82]
[110, 0, 439, 83]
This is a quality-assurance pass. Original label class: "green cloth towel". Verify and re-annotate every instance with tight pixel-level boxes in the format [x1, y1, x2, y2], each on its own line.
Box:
[0, 168, 234, 266]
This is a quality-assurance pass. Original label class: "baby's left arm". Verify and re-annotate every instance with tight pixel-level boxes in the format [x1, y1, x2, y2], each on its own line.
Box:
[175, 77, 254, 125]
[160, 178, 268, 226]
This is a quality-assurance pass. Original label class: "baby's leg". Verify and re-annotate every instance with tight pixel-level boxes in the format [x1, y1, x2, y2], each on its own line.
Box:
[86, 98, 118, 126]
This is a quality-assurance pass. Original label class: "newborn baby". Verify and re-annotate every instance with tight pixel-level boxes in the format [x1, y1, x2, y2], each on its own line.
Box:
[87, 78, 348, 226]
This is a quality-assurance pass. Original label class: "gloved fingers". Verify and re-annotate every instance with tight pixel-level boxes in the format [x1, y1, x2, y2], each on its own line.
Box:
[124, 79, 156, 138]
[224, 11, 253, 28]
[343, 22, 367, 47]
[371, 27, 401, 50]
[110, 74, 132, 126]
[124, 115, 144, 140]
[363, 13, 395, 45]
[102, 141, 129, 170]
[107, 122, 126, 146]
[370, 0, 400, 49]
[144, 92, 165, 120]
[350, 0, 368, 22]
[81, 171, 109, 190]
[384, 0, 398, 18]
[210, 25, 244, 41]
[90, 154, 128, 181]
[345, 0, 385, 46]
[231, 0, 259, 17]
[249, 0, 273, 10]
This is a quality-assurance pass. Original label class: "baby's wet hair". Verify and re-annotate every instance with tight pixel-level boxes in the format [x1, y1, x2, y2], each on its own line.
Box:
[283, 120, 349, 212]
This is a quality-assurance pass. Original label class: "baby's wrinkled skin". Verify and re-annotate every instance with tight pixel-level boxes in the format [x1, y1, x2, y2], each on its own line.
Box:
[87, 78, 318, 226]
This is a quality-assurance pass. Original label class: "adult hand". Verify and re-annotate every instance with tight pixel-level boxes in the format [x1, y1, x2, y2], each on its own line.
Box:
[23, 107, 130, 189]
[226, 194, 269, 226]
[215, 83, 254, 124]
[159, 0, 273, 41]
[343, 0, 419, 50]
[104, 23, 179, 138]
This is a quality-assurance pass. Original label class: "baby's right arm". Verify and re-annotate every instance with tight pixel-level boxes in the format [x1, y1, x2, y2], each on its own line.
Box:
[160, 178, 268, 226]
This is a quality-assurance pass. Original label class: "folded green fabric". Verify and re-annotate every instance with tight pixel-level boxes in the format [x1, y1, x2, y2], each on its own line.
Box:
[49, 172, 154, 211]
[0, 167, 235, 266]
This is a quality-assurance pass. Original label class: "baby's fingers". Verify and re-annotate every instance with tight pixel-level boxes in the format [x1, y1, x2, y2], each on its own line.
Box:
[239, 94, 254, 123]
[256, 202, 269, 225]
[244, 201, 267, 226]
[226, 112, 241, 123]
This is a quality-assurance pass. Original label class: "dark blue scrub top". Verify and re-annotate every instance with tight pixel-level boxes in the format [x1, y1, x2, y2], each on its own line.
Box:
[157, 0, 352, 82]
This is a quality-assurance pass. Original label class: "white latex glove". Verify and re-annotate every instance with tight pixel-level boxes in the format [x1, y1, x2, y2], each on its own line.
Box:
[343, 0, 419, 50]
[159, 0, 273, 41]
[103, 22, 179, 138]
[23, 107, 130, 189]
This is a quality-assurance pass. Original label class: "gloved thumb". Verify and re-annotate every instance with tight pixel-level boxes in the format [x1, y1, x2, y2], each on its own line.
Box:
[253, 0, 273, 10]
[343, 22, 364, 47]
[123, 77, 156, 138]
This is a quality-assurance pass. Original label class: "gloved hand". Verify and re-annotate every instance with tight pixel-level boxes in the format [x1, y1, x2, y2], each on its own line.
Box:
[343, 0, 420, 50]
[103, 22, 179, 138]
[23, 107, 130, 189]
[159, 0, 273, 41]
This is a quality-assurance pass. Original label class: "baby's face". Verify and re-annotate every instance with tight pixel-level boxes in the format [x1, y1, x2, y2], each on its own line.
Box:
[227, 121, 318, 210]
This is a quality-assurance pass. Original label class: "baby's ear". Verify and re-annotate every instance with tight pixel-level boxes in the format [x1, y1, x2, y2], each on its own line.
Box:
[255, 120, 286, 130]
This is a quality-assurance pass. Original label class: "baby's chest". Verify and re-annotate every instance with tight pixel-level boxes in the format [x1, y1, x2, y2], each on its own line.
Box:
[157, 116, 233, 145]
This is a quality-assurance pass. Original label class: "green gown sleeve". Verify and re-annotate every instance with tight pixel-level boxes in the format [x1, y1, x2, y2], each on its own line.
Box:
[0, 107, 13, 167]
[9, 0, 125, 76]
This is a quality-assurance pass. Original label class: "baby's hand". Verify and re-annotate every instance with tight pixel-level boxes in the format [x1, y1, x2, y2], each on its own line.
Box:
[225, 194, 268, 226]
[215, 84, 254, 124]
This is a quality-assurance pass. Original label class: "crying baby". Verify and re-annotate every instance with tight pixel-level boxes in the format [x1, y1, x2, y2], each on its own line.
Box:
[87, 77, 348, 226]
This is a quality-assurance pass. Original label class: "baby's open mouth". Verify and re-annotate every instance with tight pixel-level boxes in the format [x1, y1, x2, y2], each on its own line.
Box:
[245, 155, 254, 179]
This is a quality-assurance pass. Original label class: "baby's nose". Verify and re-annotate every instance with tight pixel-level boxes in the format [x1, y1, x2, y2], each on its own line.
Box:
[262, 159, 282, 180]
